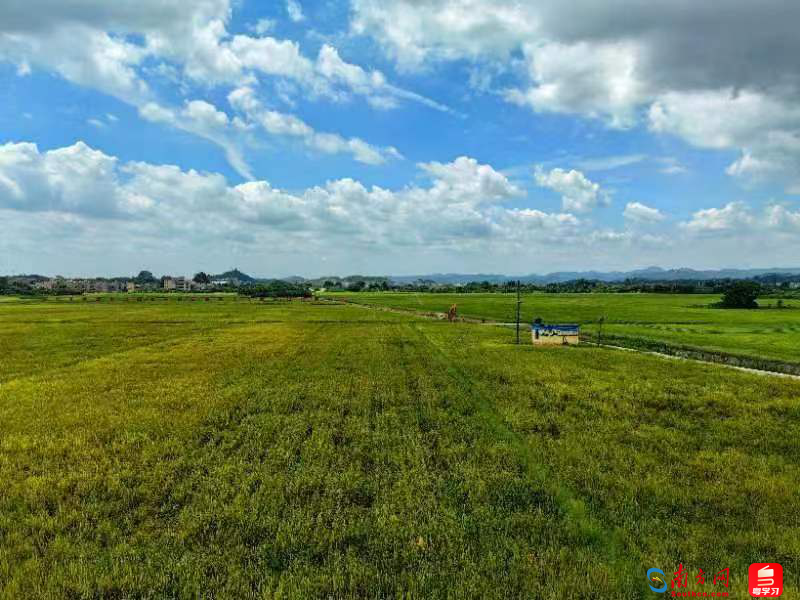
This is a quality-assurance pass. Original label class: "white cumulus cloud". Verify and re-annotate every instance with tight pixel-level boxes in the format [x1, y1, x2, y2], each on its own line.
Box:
[624, 202, 664, 223]
[0, 141, 578, 252]
[534, 166, 609, 213]
[286, 0, 305, 23]
[228, 87, 400, 166]
[681, 201, 754, 234]
[351, 0, 800, 190]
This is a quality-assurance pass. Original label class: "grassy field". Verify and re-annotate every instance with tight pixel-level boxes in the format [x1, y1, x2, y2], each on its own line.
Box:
[333, 292, 800, 367]
[1, 296, 798, 598]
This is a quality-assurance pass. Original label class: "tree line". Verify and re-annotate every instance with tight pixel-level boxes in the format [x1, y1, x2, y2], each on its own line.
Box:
[334, 276, 798, 296]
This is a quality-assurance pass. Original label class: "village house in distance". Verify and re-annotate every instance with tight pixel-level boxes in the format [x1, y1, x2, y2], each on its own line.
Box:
[29, 269, 249, 294]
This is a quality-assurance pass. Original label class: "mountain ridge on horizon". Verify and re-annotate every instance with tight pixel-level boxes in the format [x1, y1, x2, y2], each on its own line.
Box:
[283, 266, 800, 286]
[381, 266, 800, 285]
[8, 266, 800, 285]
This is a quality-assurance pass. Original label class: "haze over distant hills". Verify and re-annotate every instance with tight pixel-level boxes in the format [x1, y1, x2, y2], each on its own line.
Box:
[380, 267, 800, 285]
[8, 267, 800, 286]
[265, 267, 800, 286]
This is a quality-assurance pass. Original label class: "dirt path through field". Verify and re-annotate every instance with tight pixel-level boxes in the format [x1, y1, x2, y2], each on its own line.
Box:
[582, 341, 800, 380]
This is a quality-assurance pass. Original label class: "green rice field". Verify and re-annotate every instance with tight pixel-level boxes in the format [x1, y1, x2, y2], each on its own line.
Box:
[335, 292, 800, 367]
[1, 296, 798, 598]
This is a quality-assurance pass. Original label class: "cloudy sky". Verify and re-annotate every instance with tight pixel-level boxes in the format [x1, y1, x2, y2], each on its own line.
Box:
[1, 0, 799, 277]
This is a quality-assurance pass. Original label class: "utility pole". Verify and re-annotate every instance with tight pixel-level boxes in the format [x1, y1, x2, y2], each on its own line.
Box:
[515, 280, 522, 345]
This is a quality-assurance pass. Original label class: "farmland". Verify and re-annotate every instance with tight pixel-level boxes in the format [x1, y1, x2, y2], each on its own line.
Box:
[335, 292, 800, 368]
[1, 296, 799, 598]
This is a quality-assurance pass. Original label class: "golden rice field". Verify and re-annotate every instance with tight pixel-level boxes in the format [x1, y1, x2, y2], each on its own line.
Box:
[0, 296, 798, 598]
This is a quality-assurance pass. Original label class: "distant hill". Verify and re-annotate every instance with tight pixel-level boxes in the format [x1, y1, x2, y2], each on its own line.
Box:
[390, 273, 510, 285]
[212, 269, 256, 283]
[9, 267, 800, 285]
[281, 276, 307, 284]
[298, 275, 391, 287]
[386, 267, 800, 285]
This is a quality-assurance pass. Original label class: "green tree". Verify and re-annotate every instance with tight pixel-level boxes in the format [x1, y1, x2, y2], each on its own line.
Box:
[243, 281, 310, 299]
[134, 270, 157, 284]
[349, 280, 366, 292]
[193, 272, 211, 284]
[719, 281, 760, 309]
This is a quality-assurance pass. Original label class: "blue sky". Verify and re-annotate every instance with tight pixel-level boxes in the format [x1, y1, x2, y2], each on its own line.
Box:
[1, 0, 799, 277]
